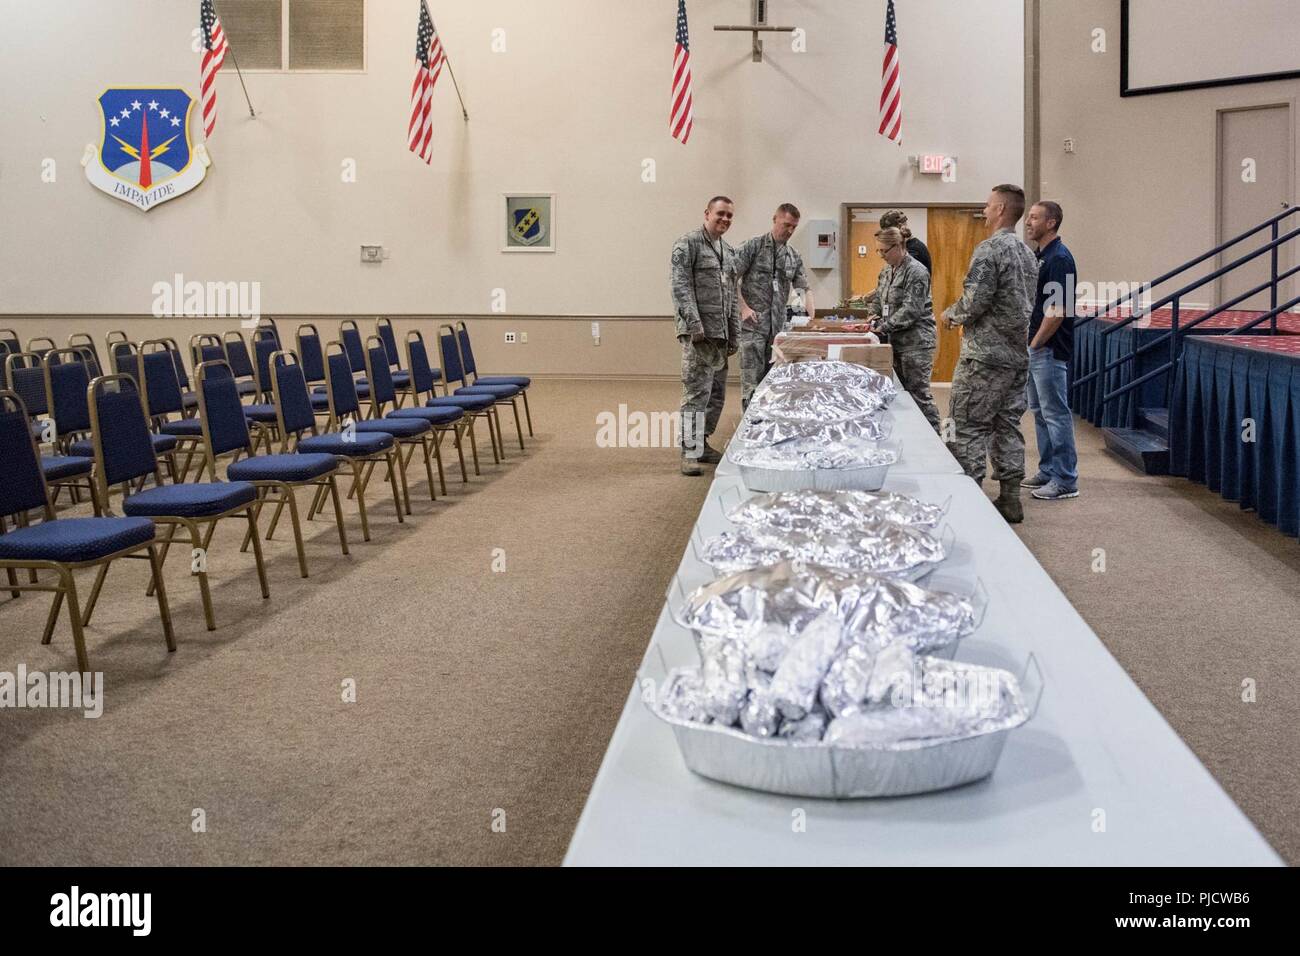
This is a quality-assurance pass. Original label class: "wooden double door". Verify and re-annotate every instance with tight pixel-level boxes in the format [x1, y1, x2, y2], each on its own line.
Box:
[847, 205, 987, 382]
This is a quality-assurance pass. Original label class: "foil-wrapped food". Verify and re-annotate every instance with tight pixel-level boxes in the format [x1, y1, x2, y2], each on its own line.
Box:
[727, 489, 945, 534]
[701, 518, 946, 579]
[728, 437, 898, 472]
[735, 404, 892, 448]
[760, 360, 898, 402]
[677, 560, 976, 657]
[654, 637, 1027, 750]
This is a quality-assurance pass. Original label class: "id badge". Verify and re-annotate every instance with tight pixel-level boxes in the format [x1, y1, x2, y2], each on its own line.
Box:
[882, 304, 891, 319]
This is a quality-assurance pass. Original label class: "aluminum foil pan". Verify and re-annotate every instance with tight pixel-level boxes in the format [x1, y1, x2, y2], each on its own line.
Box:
[761, 360, 898, 403]
[647, 657, 1034, 798]
[732, 439, 900, 492]
[727, 489, 946, 533]
[674, 560, 978, 658]
[700, 519, 946, 580]
[736, 406, 892, 447]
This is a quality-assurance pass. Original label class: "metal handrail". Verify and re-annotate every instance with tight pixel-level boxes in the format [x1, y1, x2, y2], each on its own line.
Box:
[1101, 290, 1300, 405]
[1087, 259, 1300, 380]
[1076, 204, 1299, 331]
[1074, 218, 1300, 391]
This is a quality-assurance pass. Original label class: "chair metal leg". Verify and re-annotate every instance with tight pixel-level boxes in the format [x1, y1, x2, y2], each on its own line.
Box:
[146, 521, 180, 597]
[307, 481, 329, 521]
[59, 568, 90, 673]
[244, 507, 270, 599]
[242, 487, 270, 552]
[265, 489, 288, 541]
[508, 398, 525, 450]
[387, 450, 406, 522]
[521, 389, 534, 436]
[180, 518, 216, 631]
[40, 586, 65, 646]
[417, 436, 437, 501]
[82, 561, 111, 626]
[147, 544, 177, 651]
[326, 474, 350, 555]
[6, 567, 19, 599]
[431, 433, 449, 496]
[466, 419, 482, 476]
[448, 425, 467, 485]
[283, 486, 309, 578]
[352, 460, 372, 541]
[484, 411, 501, 464]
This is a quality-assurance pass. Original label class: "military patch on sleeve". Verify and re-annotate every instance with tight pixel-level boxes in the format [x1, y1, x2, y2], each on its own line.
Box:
[672, 247, 686, 265]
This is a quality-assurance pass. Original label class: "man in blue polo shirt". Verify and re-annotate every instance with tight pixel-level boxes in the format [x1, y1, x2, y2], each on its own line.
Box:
[1022, 201, 1079, 499]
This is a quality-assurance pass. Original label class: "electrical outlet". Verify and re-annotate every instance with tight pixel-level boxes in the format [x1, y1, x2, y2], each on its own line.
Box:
[360, 244, 384, 263]
[591, 321, 600, 346]
[504, 331, 516, 344]
[1063, 138, 1075, 154]
[519, 332, 528, 343]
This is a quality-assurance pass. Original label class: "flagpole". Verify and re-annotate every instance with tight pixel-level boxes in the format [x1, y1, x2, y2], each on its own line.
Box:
[421, 0, 468, 121]
[442, 55, 469, 122]
[210, 1, 256, 118]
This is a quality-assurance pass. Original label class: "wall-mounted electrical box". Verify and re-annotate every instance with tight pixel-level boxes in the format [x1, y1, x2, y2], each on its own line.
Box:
[804, 219, 836, 269]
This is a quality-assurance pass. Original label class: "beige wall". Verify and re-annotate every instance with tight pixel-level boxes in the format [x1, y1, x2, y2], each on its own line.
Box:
[0, 0, 1023, 375]
[1037, 0, 1300, 305]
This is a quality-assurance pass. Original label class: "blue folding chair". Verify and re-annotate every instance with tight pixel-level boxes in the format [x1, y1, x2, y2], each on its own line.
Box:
[0, 329, 20, 358]
[67, 334, 103, 378]
[87, 373, 267, 631]
[222, 330, 262, 400]
[268, 350, 402, 542]
[406, 329, 493, 476]
[323, 341, 425, 513]
[375, 318, 412, 400]
[27, 336, 57, 360]
[439, 324, 525, 456]
[138, 344, 207, 481]
[295, 323, 334, 415]
[338, 320, 372, 409]
[0, 389, 174, 672]
[108, 338, 139, 379]
[39, 349, 100, 513]
[456, 320, 534, 436]
[361, 335, 464, 496]
[195, 360, 349, 578]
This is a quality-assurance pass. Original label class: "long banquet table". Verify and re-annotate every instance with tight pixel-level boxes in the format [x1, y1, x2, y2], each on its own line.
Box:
[564, 375, 1280, 865]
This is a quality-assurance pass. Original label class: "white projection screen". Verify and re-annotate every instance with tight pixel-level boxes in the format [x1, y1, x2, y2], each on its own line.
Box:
[1122, 0, 1300, 95]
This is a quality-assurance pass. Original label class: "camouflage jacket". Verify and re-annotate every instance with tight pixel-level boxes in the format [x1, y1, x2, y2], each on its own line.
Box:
[943, 227, 1038, 369]
[670, 228, 740, 342]
[735, 233, 810, 327]
[847, 253, 935, 351]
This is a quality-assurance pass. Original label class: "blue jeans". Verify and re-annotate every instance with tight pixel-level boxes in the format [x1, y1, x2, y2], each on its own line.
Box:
[1026, 347, 1078, 488]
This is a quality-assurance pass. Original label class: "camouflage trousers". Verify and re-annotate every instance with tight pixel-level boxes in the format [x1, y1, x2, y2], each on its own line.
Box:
[739, 323, 776, 408]
[946, 355, 1027, 483]
[680, 336, 729, 457]
[894, 347, 941, 433]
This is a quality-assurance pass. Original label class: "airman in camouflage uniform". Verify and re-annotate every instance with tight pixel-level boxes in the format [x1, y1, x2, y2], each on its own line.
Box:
[943, 184, 1040, 523]
[846, 226, 940, 431]
[671, 196, 740, 476]
[735, 204, 814, 407]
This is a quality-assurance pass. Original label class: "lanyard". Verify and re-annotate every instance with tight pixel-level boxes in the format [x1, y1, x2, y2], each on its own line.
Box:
[700, 228, 724, 269]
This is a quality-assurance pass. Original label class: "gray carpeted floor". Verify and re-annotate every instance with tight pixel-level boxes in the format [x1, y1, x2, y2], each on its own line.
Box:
[0, 379, 1295, 865]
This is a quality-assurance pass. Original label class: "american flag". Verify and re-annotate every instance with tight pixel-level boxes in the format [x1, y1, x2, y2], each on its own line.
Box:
[878, 0, 902, 143]
[199, 0, 228, 139]
[670, 0, 694, 144]
[409, 0, 446, 163]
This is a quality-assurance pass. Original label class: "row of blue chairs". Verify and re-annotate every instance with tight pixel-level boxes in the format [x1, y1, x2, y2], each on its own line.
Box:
[0, 320, 535, 672]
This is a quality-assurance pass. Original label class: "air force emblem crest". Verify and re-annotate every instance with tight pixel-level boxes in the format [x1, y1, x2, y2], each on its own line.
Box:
[511, 207, 546, 246]
[83, 88, 210, 211]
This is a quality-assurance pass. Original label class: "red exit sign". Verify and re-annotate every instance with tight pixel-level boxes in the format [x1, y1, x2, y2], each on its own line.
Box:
[920, 154, 946, 174]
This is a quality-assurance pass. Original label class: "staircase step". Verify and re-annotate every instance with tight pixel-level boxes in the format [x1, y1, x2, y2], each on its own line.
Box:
[1102, 427, 1170, 475]
[1137, 406, 1169, 441]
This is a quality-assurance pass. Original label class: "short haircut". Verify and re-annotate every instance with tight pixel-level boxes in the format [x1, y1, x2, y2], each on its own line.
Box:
[707, 196, 734, 209]
[992, 184, 1026, 222]
[775, 203, 801, 220]
[1034, 200, 1063, 232]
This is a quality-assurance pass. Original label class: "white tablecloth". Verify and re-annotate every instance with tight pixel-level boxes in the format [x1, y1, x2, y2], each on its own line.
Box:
[564, 389, 1279, 865]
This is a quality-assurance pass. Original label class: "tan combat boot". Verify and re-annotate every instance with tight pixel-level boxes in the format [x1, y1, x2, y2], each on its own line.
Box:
[681, 455, 702, 476]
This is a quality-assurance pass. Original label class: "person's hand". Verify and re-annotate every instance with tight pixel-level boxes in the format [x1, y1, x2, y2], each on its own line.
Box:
[740, 305, 758, 327]
[727, 342, 738, 356]
[690, 330, 706, 343]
